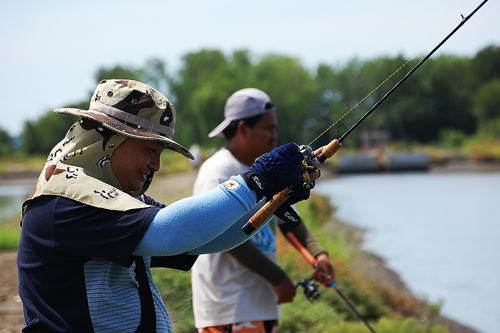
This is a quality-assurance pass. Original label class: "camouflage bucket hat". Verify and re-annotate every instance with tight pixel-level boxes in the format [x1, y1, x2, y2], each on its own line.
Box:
[55, 79, 194, 159]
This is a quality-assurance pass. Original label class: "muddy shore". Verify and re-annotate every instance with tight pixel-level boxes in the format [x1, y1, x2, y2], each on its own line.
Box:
[2, 162, 497, 332]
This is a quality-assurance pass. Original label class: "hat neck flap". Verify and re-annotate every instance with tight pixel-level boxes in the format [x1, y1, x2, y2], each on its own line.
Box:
[21, 120, 152, 223]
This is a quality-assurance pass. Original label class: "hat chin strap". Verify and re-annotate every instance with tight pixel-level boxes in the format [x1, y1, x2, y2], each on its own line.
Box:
[89, 101, 175, 138]
[130, 170, 155, 198]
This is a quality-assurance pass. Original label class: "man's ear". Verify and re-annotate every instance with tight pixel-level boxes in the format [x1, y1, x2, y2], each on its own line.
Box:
[237, 120, 249, 137]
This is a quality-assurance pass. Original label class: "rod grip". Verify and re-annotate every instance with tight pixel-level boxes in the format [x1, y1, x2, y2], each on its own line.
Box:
[322, 139, 342, 158]
[285, 232, 318, 267]
[321, 139, 342, 159]
[242, 188, 291, 235]
[314, 139, 342, 165]
[286, 232, 335, 286]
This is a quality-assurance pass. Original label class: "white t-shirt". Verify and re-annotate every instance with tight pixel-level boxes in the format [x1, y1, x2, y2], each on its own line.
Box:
[191, 148, 280, 328]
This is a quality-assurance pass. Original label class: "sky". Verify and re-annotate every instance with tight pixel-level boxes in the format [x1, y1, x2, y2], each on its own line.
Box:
[1, 0, 498, 137]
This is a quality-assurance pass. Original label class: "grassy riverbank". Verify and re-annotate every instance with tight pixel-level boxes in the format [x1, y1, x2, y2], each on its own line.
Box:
[145, 170, 469, 332]
[1, 148, 492, 332]
[150, 187, 451, 332]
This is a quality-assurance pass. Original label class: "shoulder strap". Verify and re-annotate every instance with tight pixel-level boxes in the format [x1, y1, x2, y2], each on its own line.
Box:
[134, 257, 156, 332]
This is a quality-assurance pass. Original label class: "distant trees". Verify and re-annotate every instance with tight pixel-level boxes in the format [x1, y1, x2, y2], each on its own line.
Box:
[472, 79, 500, 137]
[20, 104, 81, 155]
[168, 49, 321, 147]
[169, 49, 244, 147]
[0, 127, 13, 156]
[10, 45, 500, 155]
[94, 65, 142, 83]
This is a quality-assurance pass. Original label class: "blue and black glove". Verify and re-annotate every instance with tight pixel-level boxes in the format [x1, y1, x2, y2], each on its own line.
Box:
[242, 143, 312, 205]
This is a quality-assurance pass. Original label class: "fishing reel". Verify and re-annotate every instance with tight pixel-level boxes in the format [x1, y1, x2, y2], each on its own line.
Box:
[296, 278, 321, 303]
[298, 145, 318, 190]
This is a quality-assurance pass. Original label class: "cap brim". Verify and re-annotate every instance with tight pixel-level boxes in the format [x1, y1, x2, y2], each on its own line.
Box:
[208, 119, 231, 138]
[55, 108, 194, 160]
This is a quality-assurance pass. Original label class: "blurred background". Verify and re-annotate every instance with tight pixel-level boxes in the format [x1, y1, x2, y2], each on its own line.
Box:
[1, 1, 499, 332]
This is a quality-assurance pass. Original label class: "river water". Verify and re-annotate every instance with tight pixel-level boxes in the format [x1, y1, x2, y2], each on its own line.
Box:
[0, 185, 33, 221]
[315, 171, 500, 333]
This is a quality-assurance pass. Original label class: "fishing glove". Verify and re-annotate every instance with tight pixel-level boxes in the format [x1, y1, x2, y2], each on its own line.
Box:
[242, 143, 311, 204]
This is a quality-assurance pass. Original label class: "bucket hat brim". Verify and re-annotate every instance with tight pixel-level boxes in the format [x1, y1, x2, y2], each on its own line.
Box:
[55, 107, 194, 160]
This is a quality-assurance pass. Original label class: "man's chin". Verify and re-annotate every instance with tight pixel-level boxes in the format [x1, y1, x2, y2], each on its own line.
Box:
[129, 182, 146, 197]
[131, 173, 154, 197]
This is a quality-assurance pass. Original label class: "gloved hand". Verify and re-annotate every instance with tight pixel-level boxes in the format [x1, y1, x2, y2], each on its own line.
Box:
[242, 143, 310, 203]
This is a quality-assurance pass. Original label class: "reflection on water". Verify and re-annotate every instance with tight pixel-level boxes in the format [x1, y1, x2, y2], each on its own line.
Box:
[315, 172, 500, 333]
[0, 186, 33, 221]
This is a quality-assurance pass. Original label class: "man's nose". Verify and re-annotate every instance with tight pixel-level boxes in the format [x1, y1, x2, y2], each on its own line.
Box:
[149, 154, 161, 172]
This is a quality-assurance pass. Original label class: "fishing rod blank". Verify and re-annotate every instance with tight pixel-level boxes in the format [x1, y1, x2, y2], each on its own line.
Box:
[241, 0, 488, 235]
[284, 230, 377, 333]
[329, 282, 376, 333]
[338, 0, 488, 144]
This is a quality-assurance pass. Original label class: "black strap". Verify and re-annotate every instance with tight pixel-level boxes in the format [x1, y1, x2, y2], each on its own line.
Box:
[134, 257, 156, 332]
[241, 171, 271, 201]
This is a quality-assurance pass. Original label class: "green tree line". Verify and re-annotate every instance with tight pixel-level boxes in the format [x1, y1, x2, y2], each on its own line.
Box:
[1, 45, 499, 156]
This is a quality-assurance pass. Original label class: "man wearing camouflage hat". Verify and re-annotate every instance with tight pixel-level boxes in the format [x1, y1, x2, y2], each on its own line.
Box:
[17, 80, 318, 332]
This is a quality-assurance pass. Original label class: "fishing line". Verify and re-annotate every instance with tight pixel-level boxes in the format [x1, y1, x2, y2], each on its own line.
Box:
[308, 0, 486, 147]
[242, 0, 489, 235]
[308, 58, 416, 146]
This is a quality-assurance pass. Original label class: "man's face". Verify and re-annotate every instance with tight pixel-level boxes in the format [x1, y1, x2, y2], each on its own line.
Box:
[245, 111, 278, 159]
[111, 137, 166, 195]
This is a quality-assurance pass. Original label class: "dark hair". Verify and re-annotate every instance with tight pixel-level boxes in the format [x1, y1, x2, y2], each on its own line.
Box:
[223, 114, 264, 140]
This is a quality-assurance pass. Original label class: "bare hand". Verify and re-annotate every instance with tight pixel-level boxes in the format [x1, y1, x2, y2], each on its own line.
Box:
[312, 253, 335, 287]
[273, 276, 296, 304]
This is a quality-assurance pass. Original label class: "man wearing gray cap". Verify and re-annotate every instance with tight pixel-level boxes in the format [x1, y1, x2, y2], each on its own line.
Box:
[191, 88, 334, 333]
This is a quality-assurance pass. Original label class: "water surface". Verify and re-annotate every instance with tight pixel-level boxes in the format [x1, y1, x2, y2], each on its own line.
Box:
[315, 172, 500, 333]
[0, 185, 33, 221]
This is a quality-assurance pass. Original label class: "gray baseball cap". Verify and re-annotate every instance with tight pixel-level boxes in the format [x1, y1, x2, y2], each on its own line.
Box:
[208, 88, 276, 138]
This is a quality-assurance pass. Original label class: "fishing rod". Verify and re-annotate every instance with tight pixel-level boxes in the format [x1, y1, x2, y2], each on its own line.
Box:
[284, 230, 377, 333]
[242, 0, 488, 235]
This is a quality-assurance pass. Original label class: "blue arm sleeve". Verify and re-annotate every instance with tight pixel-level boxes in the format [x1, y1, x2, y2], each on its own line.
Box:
[133, 175, 264, 256]
[187, 210, 272, 255]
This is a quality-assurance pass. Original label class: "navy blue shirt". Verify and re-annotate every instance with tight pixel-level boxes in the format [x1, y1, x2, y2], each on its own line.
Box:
[17, 195, 197, 332]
